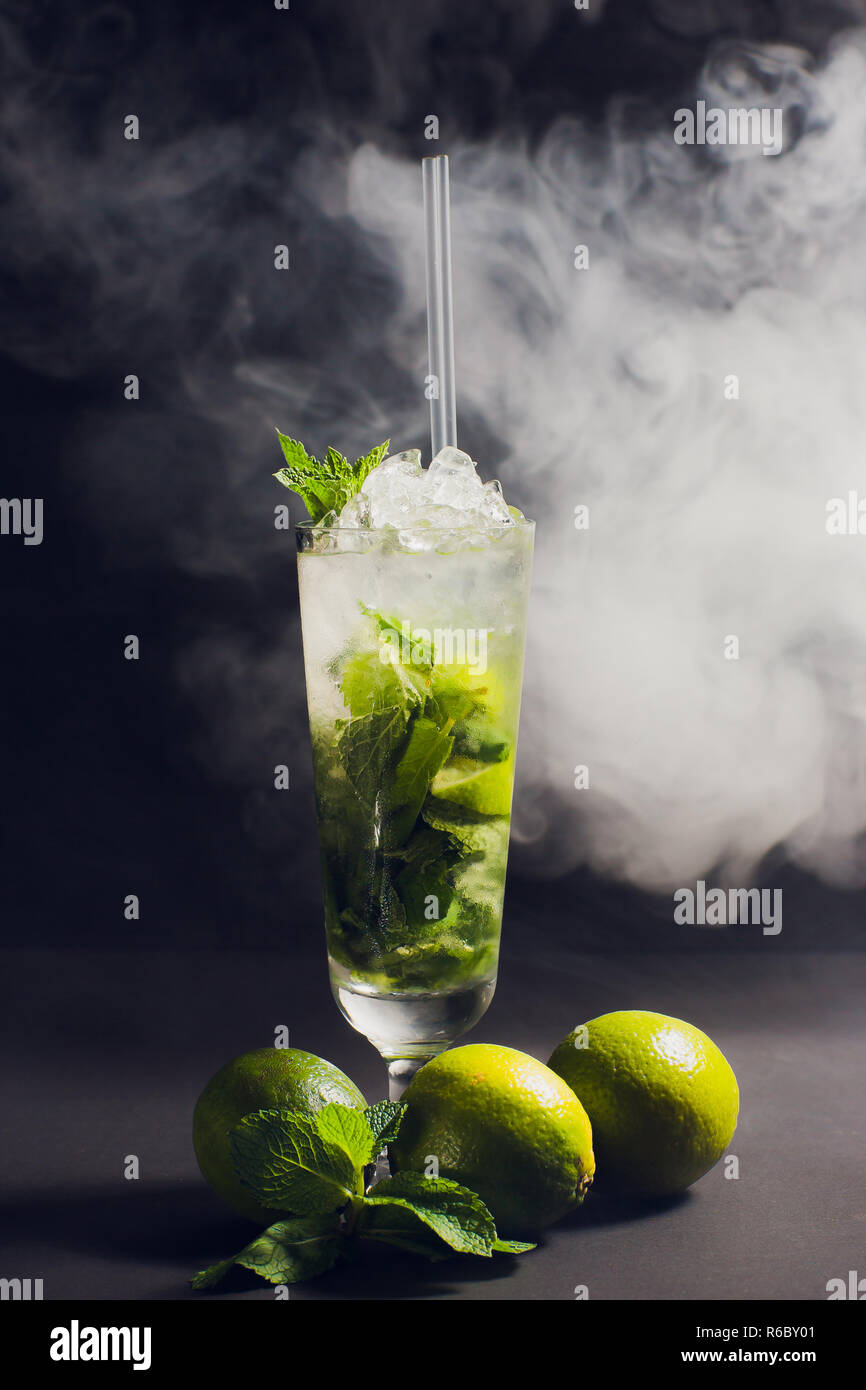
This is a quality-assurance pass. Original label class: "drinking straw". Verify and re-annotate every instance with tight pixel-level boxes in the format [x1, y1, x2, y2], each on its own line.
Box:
[422, 155, 458, 456]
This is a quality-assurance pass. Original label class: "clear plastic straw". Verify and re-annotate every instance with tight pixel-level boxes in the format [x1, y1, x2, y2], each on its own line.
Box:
[422, 155, 457, 457]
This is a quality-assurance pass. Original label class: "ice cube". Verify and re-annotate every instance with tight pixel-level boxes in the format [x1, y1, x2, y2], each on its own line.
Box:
[356, 449, 428, 527]
[367, 477, 427, 527]
[478, 478, 513, 524]
[381, 448, 423, 476]
[339, 492, 372, 527]
[363, 450, 423, 493]
[426, 448, 483, 514]
[427, 445, 480, 484]
[418, 504, 467, 528]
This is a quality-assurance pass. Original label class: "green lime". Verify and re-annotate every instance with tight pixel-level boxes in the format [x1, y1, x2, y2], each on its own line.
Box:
[430, 755, 515, 817]
[389, 1043, 595, 1236]
[192, 1047, 366, 1223]
[548, 1010, 739, 1195]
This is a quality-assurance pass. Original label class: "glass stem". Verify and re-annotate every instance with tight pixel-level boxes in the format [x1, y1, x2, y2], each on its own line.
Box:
[367, 1058, 429, 1189]
[386, 1056, 426, 1101]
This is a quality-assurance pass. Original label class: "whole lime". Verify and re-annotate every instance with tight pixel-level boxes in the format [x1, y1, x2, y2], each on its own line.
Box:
[548, 1010, 739, 1195]
[389, 1043, 595, 1237]
[192, 1047, 366, 1223]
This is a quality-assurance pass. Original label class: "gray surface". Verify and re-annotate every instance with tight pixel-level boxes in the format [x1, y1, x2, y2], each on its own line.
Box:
[1, 937, 863, 1301]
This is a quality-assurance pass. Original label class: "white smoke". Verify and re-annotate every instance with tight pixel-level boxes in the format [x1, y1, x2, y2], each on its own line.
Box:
[307, 32, 866, 890]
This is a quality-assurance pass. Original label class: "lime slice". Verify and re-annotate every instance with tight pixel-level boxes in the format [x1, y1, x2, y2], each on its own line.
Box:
[430, 755, 515, 817]
[433, 664, 507, 719]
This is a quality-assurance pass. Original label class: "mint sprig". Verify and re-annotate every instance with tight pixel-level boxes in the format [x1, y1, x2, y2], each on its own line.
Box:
[192, 1214, 341, 1289]
[192, 1102, 535, 1291]
[273, 435, 390, 522]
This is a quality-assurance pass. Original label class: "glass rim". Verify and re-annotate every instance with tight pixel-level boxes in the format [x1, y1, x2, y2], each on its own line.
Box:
[294, 515, 535, 537]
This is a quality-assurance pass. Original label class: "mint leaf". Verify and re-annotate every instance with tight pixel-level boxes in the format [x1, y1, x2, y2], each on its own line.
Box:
[384, 826, 464, 932]
[337, 853, 407, 957]
[323, 444, 351, 476]
[340, 648, 426, 719]
[428, 671, 480, 724]
[360, 1172, 498, 1257]
[230, 1109, 358, 1215]
[394, 839, 461, 930]
[356, 1208, 456, 1262]
[421, 798, 509, 855]
[336, 603, 455, 844]
[235, 1215, 340, 1284]
[358, 605, 449, 682]
[273, 435, 345, 521]
[388, 715, 455, 845]
[358, 603, 422, 657]
[335, 707, 411, 810]
[383, 822, 461, 878]
[190, 1257, 235, 1290]
[273, 434, 390, 522]
[363, 1101, 407, 1148]
[192, 1214, 340, 1290]
[492, 1238, 536, 1254]
[384, 824, 458, 871]
[314, 1102, 379, 1169]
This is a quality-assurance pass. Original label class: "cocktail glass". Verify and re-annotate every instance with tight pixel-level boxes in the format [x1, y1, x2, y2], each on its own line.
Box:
[296, 517, 534, 1098]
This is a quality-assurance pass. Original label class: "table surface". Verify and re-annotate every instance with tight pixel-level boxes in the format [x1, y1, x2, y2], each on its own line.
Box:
[1, 936, 863, 1301]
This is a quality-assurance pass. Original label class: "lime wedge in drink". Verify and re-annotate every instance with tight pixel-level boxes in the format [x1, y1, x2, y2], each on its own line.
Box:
[430, 754, 515, 817]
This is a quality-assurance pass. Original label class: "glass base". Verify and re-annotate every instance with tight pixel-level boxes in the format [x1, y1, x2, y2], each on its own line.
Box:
[330, 960, 496, 1089]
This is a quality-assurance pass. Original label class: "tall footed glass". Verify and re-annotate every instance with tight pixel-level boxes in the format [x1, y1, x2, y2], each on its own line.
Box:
[296, 518, 534, 1098]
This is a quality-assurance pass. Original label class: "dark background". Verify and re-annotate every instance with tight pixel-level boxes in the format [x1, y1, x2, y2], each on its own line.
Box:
[1, 0, 865, 951]
[1, 0, 865, 1304]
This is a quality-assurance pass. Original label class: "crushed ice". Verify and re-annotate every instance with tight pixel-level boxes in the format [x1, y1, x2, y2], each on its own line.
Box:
[337, 446, 519, 532]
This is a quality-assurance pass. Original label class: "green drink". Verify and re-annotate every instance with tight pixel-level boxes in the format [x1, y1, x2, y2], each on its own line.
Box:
[293, 446, 534, 1090]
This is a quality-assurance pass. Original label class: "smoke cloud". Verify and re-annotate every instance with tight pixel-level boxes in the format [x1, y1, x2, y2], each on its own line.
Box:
[5, 2, 866, 893]
[312, 32, 866, 891]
